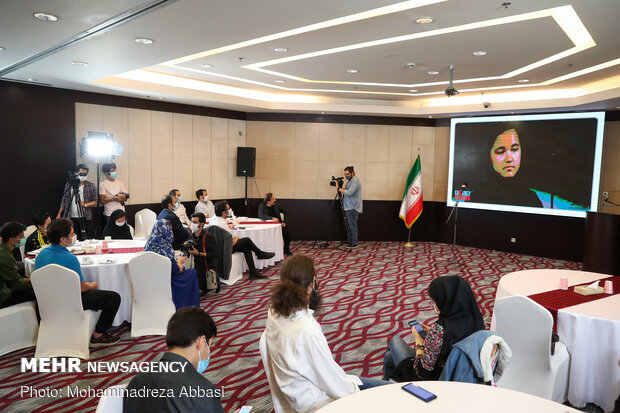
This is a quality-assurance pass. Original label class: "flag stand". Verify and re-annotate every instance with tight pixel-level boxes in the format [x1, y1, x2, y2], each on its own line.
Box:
[404, 228, 414, 247]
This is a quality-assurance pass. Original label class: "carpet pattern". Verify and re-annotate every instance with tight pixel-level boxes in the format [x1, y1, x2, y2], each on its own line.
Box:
[0, 241, 581, 412]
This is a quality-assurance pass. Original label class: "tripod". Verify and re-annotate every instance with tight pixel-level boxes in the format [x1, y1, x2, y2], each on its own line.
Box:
[311, 185, 352, 252]
[64, 173, 88, 240]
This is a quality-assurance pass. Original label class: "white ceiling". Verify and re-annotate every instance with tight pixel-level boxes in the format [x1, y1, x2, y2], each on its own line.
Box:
[1, 0, 619, 117]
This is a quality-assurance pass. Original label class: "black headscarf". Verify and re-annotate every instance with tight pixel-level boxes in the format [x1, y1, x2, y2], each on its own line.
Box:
[429, 275, 485, 361]
[102, 209, 133, 240]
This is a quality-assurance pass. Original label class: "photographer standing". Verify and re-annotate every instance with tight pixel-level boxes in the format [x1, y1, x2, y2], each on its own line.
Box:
[338, 166, 363, 247]
[57, 164, 97, 240]
[99, 162, 128, 224]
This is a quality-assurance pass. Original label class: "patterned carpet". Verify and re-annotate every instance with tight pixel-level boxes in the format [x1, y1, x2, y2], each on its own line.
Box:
[0, 241, 581, 412]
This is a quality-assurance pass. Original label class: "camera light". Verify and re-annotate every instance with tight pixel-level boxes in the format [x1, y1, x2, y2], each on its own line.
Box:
[86, 138, 114, 157]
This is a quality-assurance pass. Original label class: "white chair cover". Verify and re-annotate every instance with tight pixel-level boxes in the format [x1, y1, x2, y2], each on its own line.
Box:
[95, 383, 128, 413]
[221, 253, 244, 286]
[0, 301, 39, 356]
[128, 252, 175, 337]
[134, 209, 156, 239]
[20, 225, 37, 259]
[31, 264, 99, 359]
[493, 295, 570, 403]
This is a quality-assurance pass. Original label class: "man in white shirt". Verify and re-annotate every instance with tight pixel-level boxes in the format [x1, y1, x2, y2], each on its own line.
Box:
[208, 201, 275, 280]
[99, 162, 128, 223]
[169, 189, 191, 227]
[194, 188, 215, 219]
[261, 255, 389, 413]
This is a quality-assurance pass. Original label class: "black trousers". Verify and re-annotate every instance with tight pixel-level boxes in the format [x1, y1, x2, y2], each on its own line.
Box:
[282, 225, 291, 253]
[81, 290, 121, 334]
[0, 289, 40, 321]
[71, 218, 96, 240]
[233, 237, 265, 273]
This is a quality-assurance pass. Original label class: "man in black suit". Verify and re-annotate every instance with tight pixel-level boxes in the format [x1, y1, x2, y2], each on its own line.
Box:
[258, 192, 292, 256]
[157, 195, 189, 250]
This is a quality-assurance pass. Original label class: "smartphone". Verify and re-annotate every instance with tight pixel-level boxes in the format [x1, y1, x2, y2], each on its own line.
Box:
[408, 320, 427, 339]
[401, 383, 437, 402]
[239, 406, 253, 413]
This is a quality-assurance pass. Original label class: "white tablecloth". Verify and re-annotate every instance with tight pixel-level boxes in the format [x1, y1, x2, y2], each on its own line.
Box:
[315, 381, 580, 412]
[493, 269, 620, 411]
[231, 223, 284, 270]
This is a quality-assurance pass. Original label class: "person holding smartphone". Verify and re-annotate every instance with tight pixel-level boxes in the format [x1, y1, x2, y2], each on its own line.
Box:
[383, 276, 484, 381]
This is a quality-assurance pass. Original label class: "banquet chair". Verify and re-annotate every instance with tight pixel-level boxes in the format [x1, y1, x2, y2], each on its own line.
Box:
[0, 301, 39, 356]
[95, 383, 127, 413]
[134, 209, 156, 239]
[31, 264, 99, 359]
[206, 226, 243, 286]
[492, 295, 570, 402]
[129, 225, 135, 238]
[128, 252, 175, 337]
[19, 224, 37, 259]
[259, 331, 289, 413]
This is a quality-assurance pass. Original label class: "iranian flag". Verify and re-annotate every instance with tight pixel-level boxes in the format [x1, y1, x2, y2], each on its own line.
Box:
[399, 155, 423, 228]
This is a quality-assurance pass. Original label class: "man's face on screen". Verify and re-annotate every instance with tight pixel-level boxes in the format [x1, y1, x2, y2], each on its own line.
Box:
[490, 130, 521, 178]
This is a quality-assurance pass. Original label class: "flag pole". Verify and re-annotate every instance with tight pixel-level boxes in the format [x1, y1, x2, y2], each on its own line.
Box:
[404, 227, 414, 247]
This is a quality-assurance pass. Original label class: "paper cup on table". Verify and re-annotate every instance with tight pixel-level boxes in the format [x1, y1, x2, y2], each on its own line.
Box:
[559, 276, 569, 290]
[105, 236, 112, 242]
[604, 280, 613, 294]
[82, 256, 93, 264]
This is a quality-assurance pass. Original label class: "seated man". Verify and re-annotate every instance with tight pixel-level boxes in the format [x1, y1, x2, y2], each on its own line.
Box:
[0, 222, 37, 310]
[124, 307, 224, 412]
[34, 219, 121, 346]
[258, 192, 292, 256]
[188, 213, 219, 294]
[194, 188, 215, 219]
[170, 188, 191, 227]
[158, 195, 190, 250]
[25, 212, 51, 253]
[208, 201, 275, 280]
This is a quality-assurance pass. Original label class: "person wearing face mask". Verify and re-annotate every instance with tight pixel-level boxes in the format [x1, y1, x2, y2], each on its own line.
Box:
[337, 165, 363, 248]
[25, 212, 52, 253]
[123, 307, 224, 413]
[261, 255, 389, 413]
[101, 209, 133, 240]
[194, 188, 215, 219]
[382, 275, 485, 381]
[169, 189, 191, 227]
[187, 213, 219, 294]
[157, 195, 190, 250]
[208, 201, 275, 280]
[57, 164, 98, 240]
[34, 219, 121, 345]
[99, 162, 129, 224]
[0, 222, 37, 311]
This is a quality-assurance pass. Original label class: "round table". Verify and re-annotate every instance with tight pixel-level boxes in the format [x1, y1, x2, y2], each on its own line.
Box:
[315, 381, 581, 412]
[231, 222, 284, 270]
[494, 269, 620, 411]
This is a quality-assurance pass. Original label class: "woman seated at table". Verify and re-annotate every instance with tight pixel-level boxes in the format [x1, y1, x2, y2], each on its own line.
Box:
[383, 275, 485, 381]
[101, 209, 133, 240]
[262, 255, 389, 413]
[144, 219, 199, 310]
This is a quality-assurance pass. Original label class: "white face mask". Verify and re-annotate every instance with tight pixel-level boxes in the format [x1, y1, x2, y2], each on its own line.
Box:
[115, 221, 125, 227]
[202, 195, 208, 202]
[190, 223, 201, 233]
[64, 235, 77, 246]
[78, 176, 87, 182]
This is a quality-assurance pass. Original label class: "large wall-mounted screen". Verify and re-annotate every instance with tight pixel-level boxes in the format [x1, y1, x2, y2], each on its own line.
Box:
[447, 112, 605, 218]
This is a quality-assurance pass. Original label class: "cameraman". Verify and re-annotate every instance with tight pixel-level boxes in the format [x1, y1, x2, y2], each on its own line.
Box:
[337, 166, 363, 247]
[57, 164, 97, 240]
[99, 162, 128, 223]
[187, 213, 219, 294]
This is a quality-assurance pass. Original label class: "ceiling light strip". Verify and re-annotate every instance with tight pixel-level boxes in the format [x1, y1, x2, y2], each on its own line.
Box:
[0, 0, 177, 77]
[163, 0, 447, 66]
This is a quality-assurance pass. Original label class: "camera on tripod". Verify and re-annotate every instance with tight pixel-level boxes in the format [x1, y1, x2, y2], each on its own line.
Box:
[330, 176, 345, 188]
[66, 171, 82, 188]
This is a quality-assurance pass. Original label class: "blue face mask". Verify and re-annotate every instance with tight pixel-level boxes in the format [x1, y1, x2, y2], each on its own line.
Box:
[174, 203, 179, 211]
[197, 342, 210, 374]
[109, 171, 117, 179]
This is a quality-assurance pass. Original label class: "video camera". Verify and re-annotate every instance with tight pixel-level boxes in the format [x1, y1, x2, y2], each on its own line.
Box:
[330, 176, 345, 188]
[66, 171, 82, 188]
[180, 239, 198, 255]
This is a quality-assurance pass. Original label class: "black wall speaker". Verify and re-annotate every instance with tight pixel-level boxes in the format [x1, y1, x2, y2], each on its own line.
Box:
[236, 147, 256, 177]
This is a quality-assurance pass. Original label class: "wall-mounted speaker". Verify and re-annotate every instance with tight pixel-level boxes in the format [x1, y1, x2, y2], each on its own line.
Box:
[236, 147, 256, 177]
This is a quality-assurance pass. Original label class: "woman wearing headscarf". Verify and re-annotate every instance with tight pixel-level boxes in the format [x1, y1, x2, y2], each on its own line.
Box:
[383, 275, 485, 381]
[144, 219, 200, 310]
[101, 209, 133, 240]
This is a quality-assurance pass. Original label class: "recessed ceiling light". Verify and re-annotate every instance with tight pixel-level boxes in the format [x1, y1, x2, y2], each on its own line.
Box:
[428, 115, 432, 118]
[346, 69, 359, 74]
[409, 89, 419, 92]
[273, 47, 288, 53]
[415, 17, 434, 24]
[158, 97, 164, 100]
[427, 70, 439, 75]
[472, 50, 487, 56]
[200, 63, 213, 68]
[134, 37, 154, 45]
[517, 79, 530, 83]
[33, 12, 58, 22]
[275, 80, 286, 84]
[71, 61, 88, 66]
[27, 78, 37, 82]
[0, 47, 5, 51]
